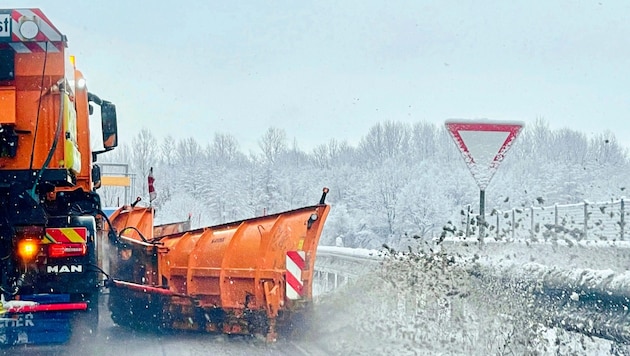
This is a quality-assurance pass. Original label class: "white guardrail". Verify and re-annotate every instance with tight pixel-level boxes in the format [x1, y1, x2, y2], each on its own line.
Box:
[313, 246, 381, 295]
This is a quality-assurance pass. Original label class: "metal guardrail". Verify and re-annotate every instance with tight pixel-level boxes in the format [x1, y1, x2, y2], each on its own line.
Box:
[313, 246, 381, 295]
[316, 246, 384, 262]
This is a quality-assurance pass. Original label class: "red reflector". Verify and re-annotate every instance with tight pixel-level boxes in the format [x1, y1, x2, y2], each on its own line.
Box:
[48, 243, 87, 258]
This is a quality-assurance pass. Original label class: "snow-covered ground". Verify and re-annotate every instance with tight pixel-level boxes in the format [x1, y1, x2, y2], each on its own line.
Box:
[307, 241, 630, 355]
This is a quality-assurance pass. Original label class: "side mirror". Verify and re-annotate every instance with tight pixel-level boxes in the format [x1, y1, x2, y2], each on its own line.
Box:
[101, 101, 118, 150]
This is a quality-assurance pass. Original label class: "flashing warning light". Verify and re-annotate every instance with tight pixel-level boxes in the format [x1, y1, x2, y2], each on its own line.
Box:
[17, 239, 39, 261]
[49, 243, 87, 258]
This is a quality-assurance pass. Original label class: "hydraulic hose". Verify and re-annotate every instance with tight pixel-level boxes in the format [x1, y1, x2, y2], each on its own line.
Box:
[28, 80, 66, 201]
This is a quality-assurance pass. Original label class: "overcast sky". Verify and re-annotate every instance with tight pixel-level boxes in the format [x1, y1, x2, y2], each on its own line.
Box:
[8, 1, 630, 152]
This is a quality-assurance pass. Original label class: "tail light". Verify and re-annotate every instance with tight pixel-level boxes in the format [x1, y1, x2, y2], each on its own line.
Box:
[17, 238, 39, 261]
[48, 243, 87, 258]
[15, 227, 89, 260]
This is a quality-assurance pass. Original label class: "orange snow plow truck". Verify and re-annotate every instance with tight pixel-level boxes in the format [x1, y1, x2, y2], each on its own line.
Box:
[0, 8, 330, 346]
[0, 8, 118, 346]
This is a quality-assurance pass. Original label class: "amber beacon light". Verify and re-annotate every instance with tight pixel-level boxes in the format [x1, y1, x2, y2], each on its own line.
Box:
[17, 239, 39, 261]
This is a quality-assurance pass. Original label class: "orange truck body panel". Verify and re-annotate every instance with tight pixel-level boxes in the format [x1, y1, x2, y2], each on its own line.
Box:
[2, 38, 89, 185]
[106, 191, 330, 340]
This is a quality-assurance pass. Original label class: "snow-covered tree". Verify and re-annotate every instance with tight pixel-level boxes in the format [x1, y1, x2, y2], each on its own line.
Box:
[104, 119, 630, 248]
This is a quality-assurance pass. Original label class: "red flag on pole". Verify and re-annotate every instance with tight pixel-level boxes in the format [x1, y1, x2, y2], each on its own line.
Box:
[148, 167, 157, 202]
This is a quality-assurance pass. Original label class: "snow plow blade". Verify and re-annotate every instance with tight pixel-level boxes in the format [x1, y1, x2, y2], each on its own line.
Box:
[105, 188, 330, 341]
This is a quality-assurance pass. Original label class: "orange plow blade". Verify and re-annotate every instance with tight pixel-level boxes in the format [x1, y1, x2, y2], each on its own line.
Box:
[105, 188, 330, 341]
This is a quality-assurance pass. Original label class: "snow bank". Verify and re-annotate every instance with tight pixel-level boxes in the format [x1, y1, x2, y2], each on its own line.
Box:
[306, 246, 628, 355]
[306, 241, 630, 354]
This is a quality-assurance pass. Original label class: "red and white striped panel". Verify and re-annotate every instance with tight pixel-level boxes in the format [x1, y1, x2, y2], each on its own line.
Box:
[8, 41, 62, 53]
[286, 251, 306, 300]
[3, 9, 64, 53]
[11, 9, 63, 42]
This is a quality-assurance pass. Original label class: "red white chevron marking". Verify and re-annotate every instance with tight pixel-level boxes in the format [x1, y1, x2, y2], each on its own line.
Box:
[286, 251, 305, 300]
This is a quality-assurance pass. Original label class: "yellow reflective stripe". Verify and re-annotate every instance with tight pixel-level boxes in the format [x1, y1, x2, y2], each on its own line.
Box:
[63, 228, 86, 243]
[43, 228, 87, 244]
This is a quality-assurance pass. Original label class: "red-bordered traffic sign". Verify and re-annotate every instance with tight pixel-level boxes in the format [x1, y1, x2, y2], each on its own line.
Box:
[445, 120, 523, 190]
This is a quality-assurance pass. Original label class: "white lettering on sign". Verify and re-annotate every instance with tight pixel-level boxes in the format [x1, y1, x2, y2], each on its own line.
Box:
[0, 313, 35, 328]
[0, 15, 10, 37]
[47, 265, 83, 273]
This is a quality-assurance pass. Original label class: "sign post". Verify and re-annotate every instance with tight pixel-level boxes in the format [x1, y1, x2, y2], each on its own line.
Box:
[445, 120, 523, 243]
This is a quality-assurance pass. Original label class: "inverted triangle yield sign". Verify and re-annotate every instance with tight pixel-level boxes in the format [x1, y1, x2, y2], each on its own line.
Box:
[445, 120, 523, 190]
